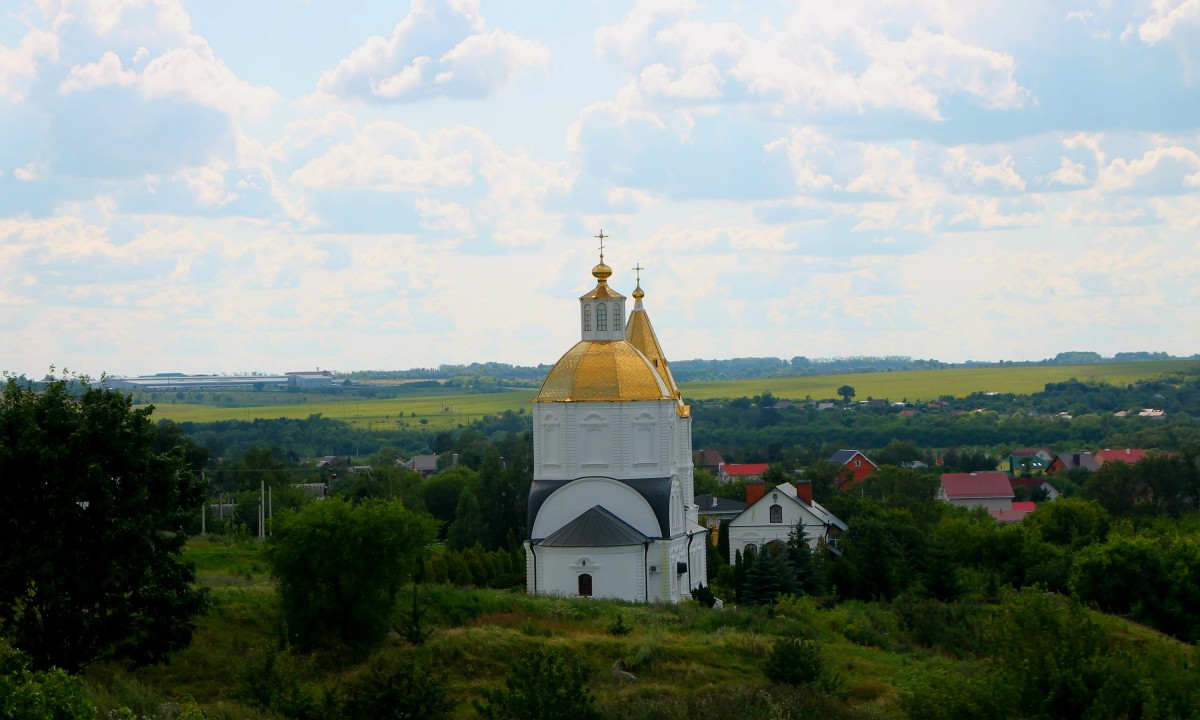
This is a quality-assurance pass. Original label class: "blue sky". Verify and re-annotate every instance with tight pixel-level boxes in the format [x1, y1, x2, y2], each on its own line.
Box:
[1, 0, 1199, 377]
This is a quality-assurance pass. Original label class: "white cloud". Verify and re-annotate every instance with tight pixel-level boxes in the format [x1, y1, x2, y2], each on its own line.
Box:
[59, 50, 136, 92]
[1046, 155, 1090, 186]
[594, 0, 695, 65]
[1138, 0, 1200, 44]
[316, 0, 548, 103]
[636, 62, 723, 100]
[177, 160, 237, 207]
[943, 147, 1026, 191]
[1095, 144, 1200, 192]
[289, 121, 481, 191]
[0, 28, 59, 102]
[415, 197, 473, 234]
[139, 41, 276, 119]
[14, 161, 47, 181]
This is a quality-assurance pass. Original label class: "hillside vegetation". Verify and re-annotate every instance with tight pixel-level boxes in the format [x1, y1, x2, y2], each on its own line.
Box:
[68, 537, 1198, 720]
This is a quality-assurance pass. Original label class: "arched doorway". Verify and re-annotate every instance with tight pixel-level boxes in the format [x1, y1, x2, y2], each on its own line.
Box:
[578, 573, 593, 597]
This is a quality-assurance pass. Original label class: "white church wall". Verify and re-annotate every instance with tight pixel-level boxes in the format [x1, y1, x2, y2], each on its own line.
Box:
[532, 545, 645, 602]
[533, 401, 682, 483]
[530, 477, 661, 539]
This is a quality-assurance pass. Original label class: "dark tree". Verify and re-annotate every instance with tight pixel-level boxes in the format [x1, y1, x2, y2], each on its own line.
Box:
[265, 498, 438, 648]
[837, 385, 856, 404]
[0, 377, 208, 672]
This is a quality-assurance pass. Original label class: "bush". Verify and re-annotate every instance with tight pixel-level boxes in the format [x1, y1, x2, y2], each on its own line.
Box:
[0, 640, 94, 720]
[763, 636, 823, 687]
[334, 649, 452, 720]
[476, 645, 600, 720]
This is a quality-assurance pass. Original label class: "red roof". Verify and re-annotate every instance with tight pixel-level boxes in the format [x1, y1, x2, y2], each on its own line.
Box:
[940, 472, 1015, 499]
[1011, 501, 1037, 512]
[991, 506, 1034, 523]
[1096, 448, 1148, 464]
[721, 463, 769, 476]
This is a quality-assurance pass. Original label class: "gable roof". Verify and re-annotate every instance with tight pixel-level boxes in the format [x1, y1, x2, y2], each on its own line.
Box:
[1096, 448, 1148, 464]
[991, 504, 1035, 523]
[722, 463, 769, 476]
[1051, 452, 1101, 472]
[539, 505, 651, 547]
[1010, 477, 1057, 492]
[829, 449, 875, 467]
[737, 483, 849, 532]
[695, 495, 747, 513]
[940, 472, 1015, 499]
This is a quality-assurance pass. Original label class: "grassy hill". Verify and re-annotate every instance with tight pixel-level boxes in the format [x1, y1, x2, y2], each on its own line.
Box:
[142, 359, 1200, 429]
[75, 537, 1197, 720]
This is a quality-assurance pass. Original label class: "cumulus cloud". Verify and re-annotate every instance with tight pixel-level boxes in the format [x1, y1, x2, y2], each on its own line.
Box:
[1095, 144, 1200, 193]
[316, 0, 548, 103]
[0, 28, 59, 102]
[1138, 0, 1200, 44]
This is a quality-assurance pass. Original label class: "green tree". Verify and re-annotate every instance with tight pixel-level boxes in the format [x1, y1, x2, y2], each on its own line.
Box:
[837, 385, 856, 404]
[447, 487, 486, 550]
[265, 498, 438, 648]
[476, 646, 600, 720]
[0, 639, 94, 719]
[336, 650, 452, 720]
[0, 377, 208, 672]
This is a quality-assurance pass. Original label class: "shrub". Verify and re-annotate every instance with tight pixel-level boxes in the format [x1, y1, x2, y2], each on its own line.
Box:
[762, 636, 823, 687]
[477, 645, 600, 720]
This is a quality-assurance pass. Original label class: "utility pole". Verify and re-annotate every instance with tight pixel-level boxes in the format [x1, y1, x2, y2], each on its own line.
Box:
[259, 480, 265, 539]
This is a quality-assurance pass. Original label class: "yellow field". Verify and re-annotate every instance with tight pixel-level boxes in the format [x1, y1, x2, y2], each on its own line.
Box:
[145, 359, 1199, 427]
[679, 359, 1200, 403]
[148, 389, 538, 430]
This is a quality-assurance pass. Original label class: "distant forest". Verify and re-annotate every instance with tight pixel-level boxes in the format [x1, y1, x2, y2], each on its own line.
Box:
[346, 351, 1197, 384]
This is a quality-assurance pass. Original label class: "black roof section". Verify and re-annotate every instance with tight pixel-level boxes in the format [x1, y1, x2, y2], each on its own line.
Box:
[694, 494, 747, 513]
[539, 505, 651, 547]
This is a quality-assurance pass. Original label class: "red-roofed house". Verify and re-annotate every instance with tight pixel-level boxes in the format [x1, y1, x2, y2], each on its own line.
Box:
[1096, 448, 1148, 465]
[937, 472, 1014, 513]
[992, 501, 1036, 523]
[828, 449, 877, 489]
[717, 462, 770, 485]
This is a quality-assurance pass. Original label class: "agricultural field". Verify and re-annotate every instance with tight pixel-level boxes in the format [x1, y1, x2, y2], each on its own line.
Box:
[680, 359, 1200, 403]
[144, 359, 1199, 427]
[147, 388, 538, 430]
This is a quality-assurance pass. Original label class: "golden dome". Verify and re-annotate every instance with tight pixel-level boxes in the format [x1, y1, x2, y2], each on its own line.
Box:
[535, 340, 672, 402]
[592, 261, 613, 281]
[632, 281, 644, 300]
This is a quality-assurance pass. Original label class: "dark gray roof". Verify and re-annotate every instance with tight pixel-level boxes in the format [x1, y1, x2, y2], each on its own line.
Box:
[539, 505, 651, 547]
[829, 449, 864, 465]
[695, 495, 746, 513]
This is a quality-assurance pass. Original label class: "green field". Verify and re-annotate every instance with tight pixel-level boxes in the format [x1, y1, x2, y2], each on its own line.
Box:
[145, 360, 1199, 428]
[680, 359, 1200, 403]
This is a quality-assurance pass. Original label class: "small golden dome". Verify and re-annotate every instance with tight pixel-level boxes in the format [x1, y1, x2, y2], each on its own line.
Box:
[632, 282, 644, 300]
[592, 261, 613, 281]
[535, 340, 671, 402]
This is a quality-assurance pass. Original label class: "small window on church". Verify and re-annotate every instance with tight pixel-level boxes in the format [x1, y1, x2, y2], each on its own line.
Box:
[612, 303, 621, 327]
[770, 504, 783, 523]
[597, 304, 607, 331]
[578, 573, 592, 597]
[745, 543, 757, 555]
[583, 305, 591, 331]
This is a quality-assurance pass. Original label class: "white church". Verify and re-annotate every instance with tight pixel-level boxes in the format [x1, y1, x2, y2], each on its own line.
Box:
[524, 246, 708, 602]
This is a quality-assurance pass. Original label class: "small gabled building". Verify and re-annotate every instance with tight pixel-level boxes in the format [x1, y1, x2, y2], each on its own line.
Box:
[717, 462, 770, 484]
[1047, 451, 1101, 475]
[937, 472, 1014, 513]
[693, 449, 726, 475]
[828, 449, 877, 489]
[997, 453, 1050, 476]
[1010, 476, 1061, 502]
[727, 482, 847, 561]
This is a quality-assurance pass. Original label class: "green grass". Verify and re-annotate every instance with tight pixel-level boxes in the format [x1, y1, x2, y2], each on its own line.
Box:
[142, 360, 1198, 427]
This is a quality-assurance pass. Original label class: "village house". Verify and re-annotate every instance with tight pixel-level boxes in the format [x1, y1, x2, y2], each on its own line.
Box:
[937, 472, 1014, 513]
[828, 449, 877, 489]
[726, 481, 847, 561]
